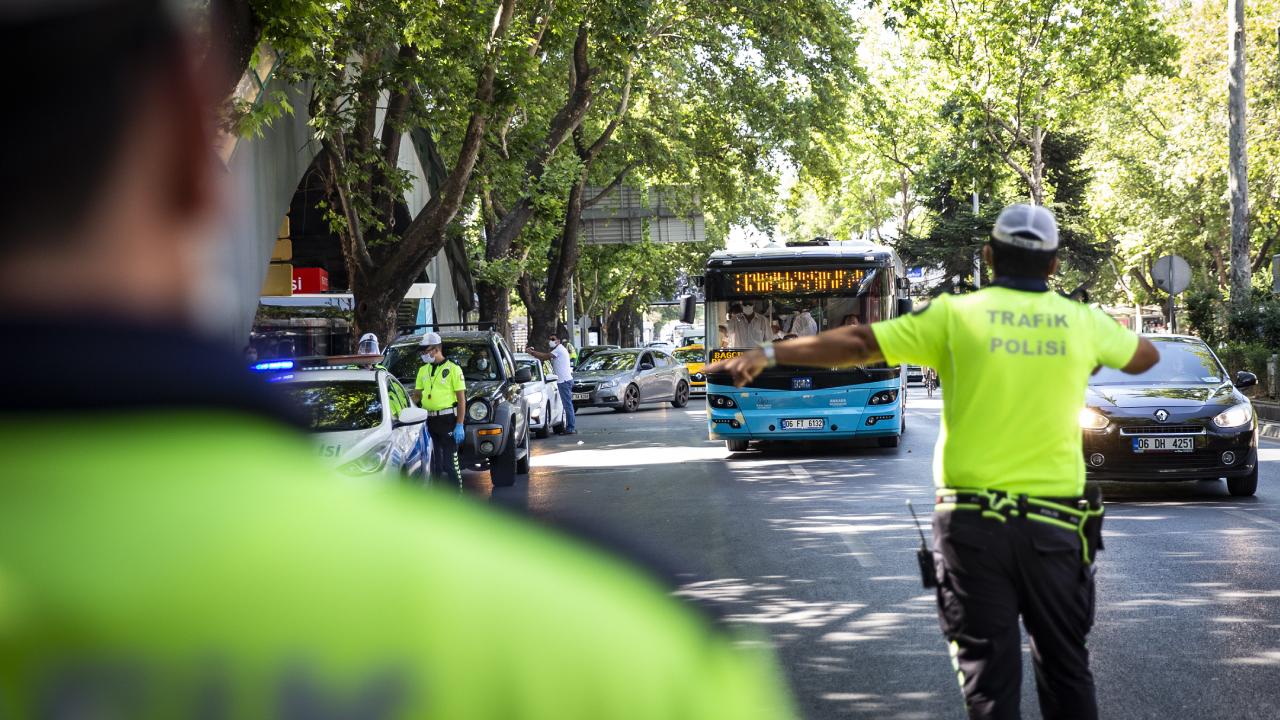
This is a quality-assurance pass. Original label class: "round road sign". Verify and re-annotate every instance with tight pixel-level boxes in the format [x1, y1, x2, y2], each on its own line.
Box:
[1151, 255, 1191, 296]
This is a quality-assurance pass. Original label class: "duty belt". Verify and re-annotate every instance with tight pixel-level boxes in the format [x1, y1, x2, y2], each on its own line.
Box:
[427, 408, 457, 417]
[935, 487, 1105, 565]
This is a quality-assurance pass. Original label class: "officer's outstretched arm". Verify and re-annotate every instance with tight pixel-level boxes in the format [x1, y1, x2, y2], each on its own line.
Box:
[1122, 337, 1159, 374]
[706, 325, 882, 387]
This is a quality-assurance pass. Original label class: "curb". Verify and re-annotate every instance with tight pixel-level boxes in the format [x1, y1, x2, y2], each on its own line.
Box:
[1261, 420, 1280, 441]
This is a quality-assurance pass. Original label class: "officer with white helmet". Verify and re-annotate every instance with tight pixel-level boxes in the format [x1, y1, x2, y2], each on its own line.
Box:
[412, 332, 466, 491]
[708, 203, 1160, 719]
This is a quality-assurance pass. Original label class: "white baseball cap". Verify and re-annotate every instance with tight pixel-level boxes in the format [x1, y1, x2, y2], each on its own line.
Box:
[418, 332, 443, 347]
[991, 204, 1059, 251]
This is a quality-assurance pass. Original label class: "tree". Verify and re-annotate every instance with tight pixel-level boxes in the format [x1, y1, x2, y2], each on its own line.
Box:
[894, 0, 1178, 205]
[1228, 0, 1249, 307]
[492, 0, 863, 347]
[247, 0, 520, 341]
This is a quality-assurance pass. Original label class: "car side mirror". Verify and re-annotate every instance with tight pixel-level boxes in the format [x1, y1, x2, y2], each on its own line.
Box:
[897, 298, 913, 316]
[514, 366, 534, 383]
[680, 294, 697, 325]
[1235, 370, 1258, 389]
[546, 374, 558, 382]
[639, 362, 655, 371]
[395, 407, 430, 426]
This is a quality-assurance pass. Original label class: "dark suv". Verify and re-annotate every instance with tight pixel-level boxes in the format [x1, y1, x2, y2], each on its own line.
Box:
[385, 331, 532, 487]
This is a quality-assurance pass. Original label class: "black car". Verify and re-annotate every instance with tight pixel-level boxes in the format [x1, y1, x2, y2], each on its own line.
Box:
[1082, 335, 1259, 496]
[385, 331, 532, 487]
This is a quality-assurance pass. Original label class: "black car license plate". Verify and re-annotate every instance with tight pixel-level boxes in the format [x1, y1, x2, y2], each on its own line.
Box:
[1132, 436, 1194, 453]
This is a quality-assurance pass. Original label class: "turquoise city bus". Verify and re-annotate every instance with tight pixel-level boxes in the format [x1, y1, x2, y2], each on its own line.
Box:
[701, 241, 914, 450]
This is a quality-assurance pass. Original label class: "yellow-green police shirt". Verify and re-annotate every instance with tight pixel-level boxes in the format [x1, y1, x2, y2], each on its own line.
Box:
[872, 287, 1139, 497]
[416, 360, 466, 412]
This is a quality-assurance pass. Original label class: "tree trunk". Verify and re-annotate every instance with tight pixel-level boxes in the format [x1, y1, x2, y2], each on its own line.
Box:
[351, 283, 399, 347]
[1029, 126, 1046, 206]
[1228, 0, 1250, 306]
[477, 283, 511, 342]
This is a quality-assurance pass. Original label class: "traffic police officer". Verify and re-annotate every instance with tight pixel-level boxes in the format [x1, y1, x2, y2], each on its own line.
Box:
[708, 204, 1159, 720]
[413, 332, 467, 491]
[0, 2, 796, 716]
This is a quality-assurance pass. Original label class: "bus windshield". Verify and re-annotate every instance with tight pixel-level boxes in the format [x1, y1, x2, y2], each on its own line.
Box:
[708, 294, 887, 349]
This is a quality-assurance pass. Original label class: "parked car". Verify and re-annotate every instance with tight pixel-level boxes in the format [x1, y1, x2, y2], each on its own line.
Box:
[1081, 334, 1259, 496]
[515, 353, 566, 438]
[572, 349, 691, 412]
[385, 331, 532, 487]
[673, 344, 707, 395]
[271, 367, 432, 481]
[577, 345, 620, 366]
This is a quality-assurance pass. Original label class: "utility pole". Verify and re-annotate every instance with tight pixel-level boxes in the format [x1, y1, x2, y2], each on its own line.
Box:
[972, 183, 981, 289]
[1228, 0, 1250, 308]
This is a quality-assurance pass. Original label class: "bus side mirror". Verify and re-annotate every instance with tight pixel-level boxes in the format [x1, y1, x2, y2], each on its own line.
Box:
[680, 295, 697, 325]
[897, 298, 913, 316]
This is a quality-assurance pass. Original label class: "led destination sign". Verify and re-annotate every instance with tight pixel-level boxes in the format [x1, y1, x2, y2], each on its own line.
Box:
[726, 268, 869, 295]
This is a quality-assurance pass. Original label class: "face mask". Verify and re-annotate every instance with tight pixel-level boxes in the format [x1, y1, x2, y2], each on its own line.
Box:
[420, 352, 432, 362]
[743, 307, 754, 317]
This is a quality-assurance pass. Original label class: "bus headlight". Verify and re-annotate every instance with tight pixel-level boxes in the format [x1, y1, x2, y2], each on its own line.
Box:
[467, 400, 490, 422]
[1213, 403, 1253, 428]
[1078, 408, 1109, 430]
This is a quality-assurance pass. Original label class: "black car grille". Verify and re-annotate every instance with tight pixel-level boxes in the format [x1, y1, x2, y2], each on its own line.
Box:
[1104, 451, 1220, 469]
[573, 382, 597, 393]
[1119, 424, 1204, 436]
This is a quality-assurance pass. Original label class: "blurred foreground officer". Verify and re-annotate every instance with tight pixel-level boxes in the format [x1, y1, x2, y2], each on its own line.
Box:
[0, 2, 793, 717]
[413, 332, 466, 491]
[708, 204, 1158, 720]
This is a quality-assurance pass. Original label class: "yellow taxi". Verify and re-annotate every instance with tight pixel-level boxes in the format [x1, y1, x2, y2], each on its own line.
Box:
[673, 344, 707, 395]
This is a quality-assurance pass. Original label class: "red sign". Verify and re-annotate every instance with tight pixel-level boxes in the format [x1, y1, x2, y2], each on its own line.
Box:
[292, 267, 329, 293]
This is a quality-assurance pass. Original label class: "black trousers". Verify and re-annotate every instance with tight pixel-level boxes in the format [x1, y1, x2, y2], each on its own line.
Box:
[932, 509, 1097, 720]
[426, 414, 463, 492]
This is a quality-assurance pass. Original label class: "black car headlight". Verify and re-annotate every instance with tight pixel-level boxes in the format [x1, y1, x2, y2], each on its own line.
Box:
[1078, 408, 1110, 431]
[1213, 403, 1253, 429]
[709, 394, 738, 409]
[467, 400, 490, 423]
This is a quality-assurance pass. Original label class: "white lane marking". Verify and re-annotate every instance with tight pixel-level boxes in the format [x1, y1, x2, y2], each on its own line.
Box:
[791, 465, 812, 482]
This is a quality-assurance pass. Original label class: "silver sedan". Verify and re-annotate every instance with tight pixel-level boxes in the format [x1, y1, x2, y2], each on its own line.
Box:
[570, 349, 691, 412]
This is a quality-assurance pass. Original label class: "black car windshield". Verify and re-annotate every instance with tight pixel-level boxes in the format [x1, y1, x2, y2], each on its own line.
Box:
[1091, 339, 1224, 385]
[385, 341, 501, 382]
[281, 381, 383, 432]
[579, 351, 638, 372]
[673, 348, 705, 363]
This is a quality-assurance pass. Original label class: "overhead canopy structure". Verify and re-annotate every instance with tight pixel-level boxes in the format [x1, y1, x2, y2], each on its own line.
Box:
[581, 186, 705, 245]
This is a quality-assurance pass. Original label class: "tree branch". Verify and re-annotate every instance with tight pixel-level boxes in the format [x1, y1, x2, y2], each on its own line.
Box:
[583, 162, 636, 209]
[583, 61, 633, 162]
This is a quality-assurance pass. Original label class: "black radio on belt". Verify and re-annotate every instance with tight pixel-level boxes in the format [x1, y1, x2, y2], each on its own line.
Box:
[907, 500, 937, 589]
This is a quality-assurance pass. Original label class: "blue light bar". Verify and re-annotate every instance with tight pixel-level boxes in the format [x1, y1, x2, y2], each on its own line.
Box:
[252, 360, 295, 372]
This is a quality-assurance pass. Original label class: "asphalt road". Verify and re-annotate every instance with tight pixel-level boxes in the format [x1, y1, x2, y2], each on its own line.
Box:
[464, 391, 1280, 719]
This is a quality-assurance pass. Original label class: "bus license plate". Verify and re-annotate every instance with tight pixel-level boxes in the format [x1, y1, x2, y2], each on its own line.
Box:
[782, 418, 824, 430]
[572, 393, 590, 400]
[1132, 436, 1194, 453]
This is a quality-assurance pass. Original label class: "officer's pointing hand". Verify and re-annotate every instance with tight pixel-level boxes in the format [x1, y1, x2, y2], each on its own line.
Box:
[704, 349, 767, 387]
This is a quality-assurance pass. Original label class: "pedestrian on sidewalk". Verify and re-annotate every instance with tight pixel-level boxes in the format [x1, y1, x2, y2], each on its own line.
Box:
[708, 203, 1160, 720]
[526, 333, 576, 435]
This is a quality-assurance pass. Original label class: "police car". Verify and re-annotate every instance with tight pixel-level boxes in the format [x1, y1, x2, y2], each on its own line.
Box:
[260, 362, 432, 480]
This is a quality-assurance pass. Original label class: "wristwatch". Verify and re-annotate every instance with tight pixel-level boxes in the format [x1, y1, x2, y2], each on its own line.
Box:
[760, 341, 777, 369]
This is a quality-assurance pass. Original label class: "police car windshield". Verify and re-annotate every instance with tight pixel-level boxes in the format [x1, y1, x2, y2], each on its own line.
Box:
[281, 381, 383, 432]
[579, 351, 638, 372]
[1091, 339, 1223, 385]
